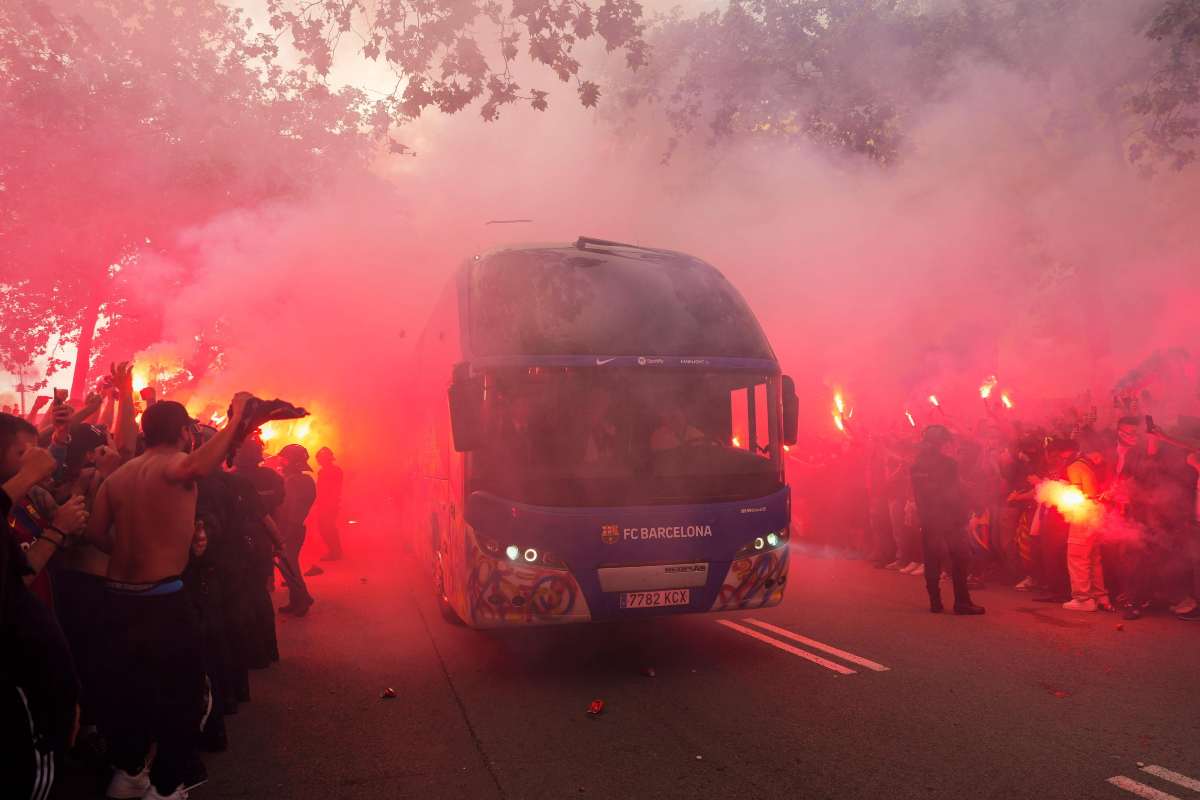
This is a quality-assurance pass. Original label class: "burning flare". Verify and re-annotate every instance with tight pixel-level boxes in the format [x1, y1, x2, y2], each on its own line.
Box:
[256, 416, 322, 450]
[928, 394, 940, 408]
[834, 391, 845, 415]
[130, 348, 189, 395]
[905, 410, 916, 428]
[1001, 392, 1014, 409]
[832, 412, 845, 433]
[980, 376, 998, 399]
[1035, 480, 1102, 526]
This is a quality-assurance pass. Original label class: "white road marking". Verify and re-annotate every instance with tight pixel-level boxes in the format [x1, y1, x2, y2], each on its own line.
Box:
[744, 619, 890, 672]
[1141, 766, 1200, 792]
[715, 620, 857, 675]
[1108, 776, 1184, 800]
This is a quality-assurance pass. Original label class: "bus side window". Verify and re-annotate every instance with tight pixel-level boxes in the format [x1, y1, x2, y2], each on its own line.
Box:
[729, 381, 769, 455]
[730, 386, 749, 450]
[753, 382, 769, 455]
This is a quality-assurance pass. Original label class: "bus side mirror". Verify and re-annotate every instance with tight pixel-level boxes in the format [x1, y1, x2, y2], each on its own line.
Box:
[448, 376, 484, 452]
[782, 375, 799, 446]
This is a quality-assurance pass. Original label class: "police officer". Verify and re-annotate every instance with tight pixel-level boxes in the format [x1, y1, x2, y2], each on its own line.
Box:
[909, 425, 985, 615]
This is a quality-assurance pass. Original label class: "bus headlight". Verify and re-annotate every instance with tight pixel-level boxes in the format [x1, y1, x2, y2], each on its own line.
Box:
[477, 532, 566, 569]
[496, 542, 567, 570]
[735, 528, 789, 558]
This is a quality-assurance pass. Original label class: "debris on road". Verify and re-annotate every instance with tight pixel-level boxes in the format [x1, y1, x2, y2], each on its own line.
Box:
[381, 687, 397, 700]
[1039, 682, 1073, 698]
[587, 699, 605, 716]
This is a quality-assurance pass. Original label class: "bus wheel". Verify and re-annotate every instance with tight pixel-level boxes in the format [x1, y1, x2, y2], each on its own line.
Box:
[438, 594, 465, 626]
[434, 561, 464, 626]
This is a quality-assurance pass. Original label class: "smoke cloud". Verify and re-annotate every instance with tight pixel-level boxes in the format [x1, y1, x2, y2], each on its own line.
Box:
[122, 0, 1200, 480]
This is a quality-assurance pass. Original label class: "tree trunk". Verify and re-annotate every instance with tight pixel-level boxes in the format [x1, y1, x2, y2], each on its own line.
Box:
[69, 303, 100, 402]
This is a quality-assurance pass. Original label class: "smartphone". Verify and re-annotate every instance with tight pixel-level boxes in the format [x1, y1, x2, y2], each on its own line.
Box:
[53, 388, 68, 406]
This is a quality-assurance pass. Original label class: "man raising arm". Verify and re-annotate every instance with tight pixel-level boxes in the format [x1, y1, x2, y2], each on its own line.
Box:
[83, 393, 251, 800]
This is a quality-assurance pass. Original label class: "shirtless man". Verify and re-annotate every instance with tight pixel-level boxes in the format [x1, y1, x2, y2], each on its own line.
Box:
[86, 393, 250, 800]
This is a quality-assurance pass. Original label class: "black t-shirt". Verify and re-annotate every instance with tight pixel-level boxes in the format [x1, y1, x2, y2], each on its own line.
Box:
[1, 491, 80, 749]
[1, 490, 23, 620]
[910, 449, 968, 531]
[222, 471, 278, 566]
[238, 466, 285, 518]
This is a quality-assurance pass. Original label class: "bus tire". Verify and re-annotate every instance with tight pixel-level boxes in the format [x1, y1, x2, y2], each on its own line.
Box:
[438, 594, 465, 626]
[434, 561, 465, 626]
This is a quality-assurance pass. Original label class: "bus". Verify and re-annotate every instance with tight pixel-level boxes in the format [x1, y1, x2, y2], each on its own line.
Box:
[409, 237, 798, 627]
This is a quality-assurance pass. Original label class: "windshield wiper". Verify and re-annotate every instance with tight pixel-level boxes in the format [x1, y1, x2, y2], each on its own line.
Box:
[574, 236, 686, 261]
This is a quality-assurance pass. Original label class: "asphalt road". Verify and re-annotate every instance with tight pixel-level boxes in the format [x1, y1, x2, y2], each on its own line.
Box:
[73, 535, 1200, 800]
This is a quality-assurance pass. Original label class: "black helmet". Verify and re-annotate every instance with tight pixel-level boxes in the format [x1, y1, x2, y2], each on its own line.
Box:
[922, 425, 953, 446]
[279, 443, 313, 471]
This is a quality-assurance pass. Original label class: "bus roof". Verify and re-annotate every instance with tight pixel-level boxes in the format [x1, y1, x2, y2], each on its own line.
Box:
[462, 240, 776, 362]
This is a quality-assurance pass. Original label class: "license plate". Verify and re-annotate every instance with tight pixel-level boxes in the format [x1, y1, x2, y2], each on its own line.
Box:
[619, 589, 691, 609]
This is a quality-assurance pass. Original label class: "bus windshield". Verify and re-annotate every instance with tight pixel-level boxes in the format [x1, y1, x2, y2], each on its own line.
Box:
[469, 249, 775, 359]
[469, 368, 783, 507]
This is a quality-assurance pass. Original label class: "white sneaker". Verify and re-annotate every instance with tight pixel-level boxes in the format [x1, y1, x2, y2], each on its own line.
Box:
[1014, 576, 1035, 591]
[899, 562, 919, 574]
[1170, 598, 1197, 615]
[1062, 598, 1098, 612]
[910, 564, 925, 576]
[146, 785, 189, 800]
[885, 560, 903, 570]
[107, 767, 151, 799]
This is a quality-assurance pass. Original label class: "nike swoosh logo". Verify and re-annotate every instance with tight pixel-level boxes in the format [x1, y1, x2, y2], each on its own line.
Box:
[596, 357, 617, 365]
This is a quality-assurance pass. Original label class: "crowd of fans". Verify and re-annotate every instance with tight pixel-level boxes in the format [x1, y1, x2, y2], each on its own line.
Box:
[1, 363, 343, 800]
[792, 393, 1200, 621]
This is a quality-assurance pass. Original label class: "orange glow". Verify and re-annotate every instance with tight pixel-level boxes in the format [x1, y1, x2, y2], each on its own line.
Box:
[834, 391, 845, 415]
[253, 416, 321, 450]
[905, 410, 916, 427]
[928, 394, 940, 408]
[210, 412, 227, 428]
[833, 412, 845, 432]
[980, 376, 997, 399]
[1001, 392, 1014, 409]
[131, 355, 187, 396]
[1036, 479, 1101, 526]
[783, 444, 791, 452]
[732, 435, 742, 447]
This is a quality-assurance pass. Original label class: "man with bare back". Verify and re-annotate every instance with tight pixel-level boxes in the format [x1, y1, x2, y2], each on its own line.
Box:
[87, 393, 250, 800]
